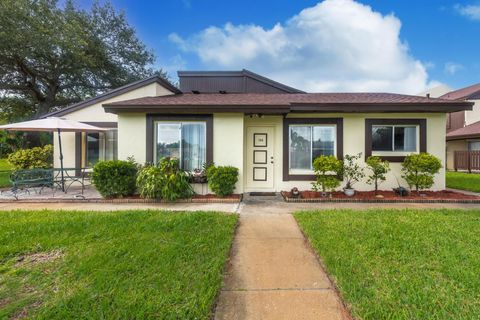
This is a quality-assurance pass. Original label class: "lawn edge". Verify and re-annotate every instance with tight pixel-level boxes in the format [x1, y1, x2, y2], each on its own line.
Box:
[292, 212, 355, 320]
[210, 213, 240, 319]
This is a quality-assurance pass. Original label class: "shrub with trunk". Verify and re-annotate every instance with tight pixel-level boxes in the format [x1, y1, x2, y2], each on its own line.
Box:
[366, 156, 390, 194]
[402, 153, 442, 192]
[311, 155, 343, 192]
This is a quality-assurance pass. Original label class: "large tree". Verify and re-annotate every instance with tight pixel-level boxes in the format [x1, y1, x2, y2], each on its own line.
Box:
[0, 0, 162, 120]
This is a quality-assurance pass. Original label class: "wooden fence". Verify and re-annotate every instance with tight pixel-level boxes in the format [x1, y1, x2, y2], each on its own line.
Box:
[454, 151, 480, 172]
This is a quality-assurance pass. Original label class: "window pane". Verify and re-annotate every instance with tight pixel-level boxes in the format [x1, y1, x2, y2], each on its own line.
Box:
[468, 141, 480, 151]
[86, 132, 100, 165]
[313, 126, 335, 159]
[372, 126, 393, 151]
[105, 129, 118, 161]
[290, 126, 311, 170]
[181, 123, 206, 171]
[394, 126, 416, 151]
[156, 123, 181, 163]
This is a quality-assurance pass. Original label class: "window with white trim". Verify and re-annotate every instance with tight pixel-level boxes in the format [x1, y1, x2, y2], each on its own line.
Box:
[155, 121, 206, 171]
[289, 125, 336, 172]
[372, 125, 418, 152]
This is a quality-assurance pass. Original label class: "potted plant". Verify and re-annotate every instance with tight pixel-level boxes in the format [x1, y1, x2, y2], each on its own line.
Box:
[342, 153, 364, 196]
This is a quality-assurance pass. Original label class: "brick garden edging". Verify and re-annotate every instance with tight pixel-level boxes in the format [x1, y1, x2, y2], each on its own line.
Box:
[0, 196, 242, 204]
[282, 195, 480, 204]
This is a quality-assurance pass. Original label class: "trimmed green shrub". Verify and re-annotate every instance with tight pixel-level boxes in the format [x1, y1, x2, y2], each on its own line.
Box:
[206, 165, 239, 197]
[366, 156, 390, 194]
[136, 157, 193, 201]
[7, 144, 53, 170]
[312, 155, 343, 192]
[92, 160, 138, 198]
[402, 153, 442, 192]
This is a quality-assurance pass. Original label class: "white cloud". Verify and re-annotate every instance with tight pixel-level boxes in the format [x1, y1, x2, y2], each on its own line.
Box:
[455, 4, 480, 20]
[444, 62, 464, 75]
[169, 0, 435, 94]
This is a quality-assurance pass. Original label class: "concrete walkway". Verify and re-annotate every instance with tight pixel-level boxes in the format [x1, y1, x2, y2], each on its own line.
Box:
[214, 201, 351, 320]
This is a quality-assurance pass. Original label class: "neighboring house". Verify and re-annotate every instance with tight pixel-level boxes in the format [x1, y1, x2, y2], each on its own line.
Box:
[44, 70, 472, 193]
[436, 84, 480, 170]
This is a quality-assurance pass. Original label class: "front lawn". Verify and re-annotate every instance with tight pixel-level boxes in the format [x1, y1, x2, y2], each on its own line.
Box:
[446, 171, 480, 193]
[0, 158, 12, 188]
[0, 210, 237, 319]
[295, 209, 480, 320]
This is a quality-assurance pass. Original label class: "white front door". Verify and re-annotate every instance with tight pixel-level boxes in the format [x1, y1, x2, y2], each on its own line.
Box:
[246, 126, 275, 191]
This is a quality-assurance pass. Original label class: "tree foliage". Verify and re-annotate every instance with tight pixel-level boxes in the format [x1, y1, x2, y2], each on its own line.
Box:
[312, 155, 343, 192]
[402, 153, 442, 192]
[0, 0, 163, 120]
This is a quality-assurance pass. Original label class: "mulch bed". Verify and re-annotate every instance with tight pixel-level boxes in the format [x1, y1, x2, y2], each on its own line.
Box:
[281, 190, 480, 203]
[0, 194, 242, 204]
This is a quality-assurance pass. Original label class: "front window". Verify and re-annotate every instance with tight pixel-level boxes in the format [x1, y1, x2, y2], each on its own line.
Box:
[469, 141, 480, 151]
[85, 129, 118, 166]
[155, 121, 206, 171]
[289, 125, 336, 172]
[372, 125, 417, 152]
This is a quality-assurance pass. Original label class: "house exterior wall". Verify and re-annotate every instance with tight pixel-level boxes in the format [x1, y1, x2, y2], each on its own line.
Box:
[53, 83, 173, 168]
[276, 113, 446, 191]
[213, 114, 245, 192]
[465, 99, 480, 126]
[117, 113, 147, 164]
[116, 112, 447, 193]
[446, 139, 468, 171]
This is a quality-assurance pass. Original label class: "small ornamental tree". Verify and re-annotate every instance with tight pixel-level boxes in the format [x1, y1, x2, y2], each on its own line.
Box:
[401, 153, 442, 193]
[312, 155, 343, 193]
[342, 153, 365, 189]
[366, 156, 390, 194]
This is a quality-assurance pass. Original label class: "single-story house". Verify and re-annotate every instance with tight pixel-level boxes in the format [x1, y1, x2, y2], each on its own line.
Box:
[43, 70, 473, 193]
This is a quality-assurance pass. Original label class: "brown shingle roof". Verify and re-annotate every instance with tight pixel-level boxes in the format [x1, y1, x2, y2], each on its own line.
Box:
[104, 92, 468, 106]
[447, 120, 480, 140]
[440, 83, 480, 100]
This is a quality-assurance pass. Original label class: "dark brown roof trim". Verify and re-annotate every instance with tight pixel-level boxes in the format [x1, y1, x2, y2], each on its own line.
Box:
[177, 69, 305, 93]
[290, 103, 473, 113]
[447, 134, 480, 141]
[104, 105, 291, 114]
[104, 102, 471, 114]
[41, 76, 181, 118]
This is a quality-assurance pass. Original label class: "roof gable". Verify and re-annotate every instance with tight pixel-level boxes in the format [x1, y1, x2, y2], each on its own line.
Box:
[41, 75, 180, 118]
[177, 69, 304, 94]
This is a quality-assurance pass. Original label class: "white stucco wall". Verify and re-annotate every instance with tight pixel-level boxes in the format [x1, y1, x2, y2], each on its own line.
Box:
[114, 111, 447, 193]
[242, 113, 447, 192]
[53, 82, 174, 168]
[117, 113, 147, 164]
[465, 99, 480, 126]
[213, 113, 245, 193]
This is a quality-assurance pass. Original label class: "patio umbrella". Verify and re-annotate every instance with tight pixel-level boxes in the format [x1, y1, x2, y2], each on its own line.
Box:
[0, 117, 107, 192]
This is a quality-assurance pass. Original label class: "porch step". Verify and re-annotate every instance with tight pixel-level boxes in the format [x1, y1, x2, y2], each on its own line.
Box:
[243, 192, 283, 204]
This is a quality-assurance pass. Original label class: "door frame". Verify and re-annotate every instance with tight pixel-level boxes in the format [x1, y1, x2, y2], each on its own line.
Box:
[244, 125, 276, 192]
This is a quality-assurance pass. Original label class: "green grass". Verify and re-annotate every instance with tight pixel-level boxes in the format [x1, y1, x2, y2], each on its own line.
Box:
[446, 171, 480, 193]
[0, 210, 237, 319]
[0, 158, 12, 188]
[295, 209, 480, 320]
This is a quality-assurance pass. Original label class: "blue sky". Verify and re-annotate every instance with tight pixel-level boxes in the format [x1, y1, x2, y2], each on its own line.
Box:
[78, 0, 480, 93]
